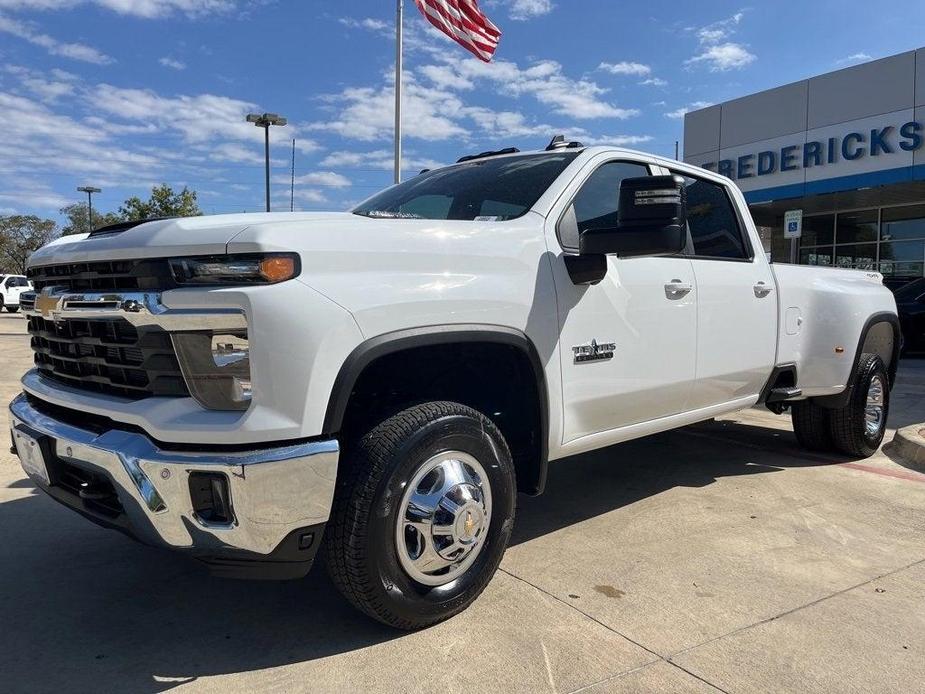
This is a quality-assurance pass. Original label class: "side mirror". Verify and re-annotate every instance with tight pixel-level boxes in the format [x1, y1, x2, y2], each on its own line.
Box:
[579, 175, 687, 258]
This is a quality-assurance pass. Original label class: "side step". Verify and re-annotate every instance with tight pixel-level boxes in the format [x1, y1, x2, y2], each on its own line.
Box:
[766, 386, 802, 403]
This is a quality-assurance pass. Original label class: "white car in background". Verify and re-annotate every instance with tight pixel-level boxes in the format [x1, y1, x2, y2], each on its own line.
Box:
[0, 275, 32, 313]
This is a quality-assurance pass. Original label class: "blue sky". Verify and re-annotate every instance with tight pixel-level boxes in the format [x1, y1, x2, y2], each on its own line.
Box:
[1, 0, 924, 221]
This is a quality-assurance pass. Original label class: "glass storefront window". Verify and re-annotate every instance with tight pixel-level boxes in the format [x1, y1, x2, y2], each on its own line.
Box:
[800, 246, 833, 266]
[882, 205, 925, 241]
[836, 209, 878, 244]
[835, 243, 878, 270]
[801, 214, 834, 245]
[879, 239, 925, 281]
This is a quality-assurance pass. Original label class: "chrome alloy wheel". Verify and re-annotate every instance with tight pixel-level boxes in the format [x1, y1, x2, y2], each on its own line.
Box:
[865, 375, 886, 437]
[395, 451, 492, 587]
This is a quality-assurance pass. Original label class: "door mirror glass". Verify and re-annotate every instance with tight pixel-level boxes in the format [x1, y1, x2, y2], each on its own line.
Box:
[579, 175, 687, 258]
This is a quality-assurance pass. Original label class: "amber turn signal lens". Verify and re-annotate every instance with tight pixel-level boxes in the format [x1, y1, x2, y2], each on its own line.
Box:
[259, 256, 297, 282]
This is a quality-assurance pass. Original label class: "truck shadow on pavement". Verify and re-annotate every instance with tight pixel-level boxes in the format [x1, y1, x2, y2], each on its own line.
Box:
[0, 420, 848, 693]
[511, 419, 848, 547]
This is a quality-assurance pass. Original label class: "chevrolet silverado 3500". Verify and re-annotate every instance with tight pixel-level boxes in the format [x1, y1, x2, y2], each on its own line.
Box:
[10, 141, 899, 629]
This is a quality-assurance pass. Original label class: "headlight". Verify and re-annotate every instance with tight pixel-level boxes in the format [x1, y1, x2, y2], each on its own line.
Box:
[169, 254, 299, 285]
[172, 331, 252, 411]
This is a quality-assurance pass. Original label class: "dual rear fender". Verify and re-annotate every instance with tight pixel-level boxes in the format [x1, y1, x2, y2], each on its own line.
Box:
[815, 312, 901, 410]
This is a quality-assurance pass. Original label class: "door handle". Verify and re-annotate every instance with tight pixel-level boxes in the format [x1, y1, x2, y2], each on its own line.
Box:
[664, 280, 693, 299]
[754, 281, 774, 298]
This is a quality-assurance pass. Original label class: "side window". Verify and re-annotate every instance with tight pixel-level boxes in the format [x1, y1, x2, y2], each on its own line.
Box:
[557, 161, 649, 251]
[680, 176, 749, 259]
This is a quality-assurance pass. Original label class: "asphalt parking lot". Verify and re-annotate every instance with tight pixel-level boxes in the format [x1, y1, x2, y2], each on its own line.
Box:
[1, 310, 923, 694]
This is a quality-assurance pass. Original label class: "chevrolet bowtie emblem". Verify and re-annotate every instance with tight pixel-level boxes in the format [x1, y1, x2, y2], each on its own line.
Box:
[34, 291, 60, 320]
[464, 511, 475, 536]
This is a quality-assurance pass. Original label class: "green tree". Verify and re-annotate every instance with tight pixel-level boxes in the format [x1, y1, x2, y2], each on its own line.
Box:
[0, 215, 58, 274]
[118, 184, 201, 221]
[59, 203, 122, 236]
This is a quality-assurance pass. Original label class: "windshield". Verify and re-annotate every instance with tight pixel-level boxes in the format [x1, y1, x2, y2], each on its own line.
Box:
[353, 152, 580, 221]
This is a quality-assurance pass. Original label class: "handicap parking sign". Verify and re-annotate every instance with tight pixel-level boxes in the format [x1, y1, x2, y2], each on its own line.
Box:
[784, 210, 803, 239]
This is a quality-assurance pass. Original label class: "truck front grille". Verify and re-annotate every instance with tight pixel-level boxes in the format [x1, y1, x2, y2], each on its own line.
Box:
[28, 315, 189, 400]
[27, 258, 176, 293]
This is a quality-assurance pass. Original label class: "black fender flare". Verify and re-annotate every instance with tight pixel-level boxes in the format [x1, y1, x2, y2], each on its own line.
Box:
[322, 324, 550, 494]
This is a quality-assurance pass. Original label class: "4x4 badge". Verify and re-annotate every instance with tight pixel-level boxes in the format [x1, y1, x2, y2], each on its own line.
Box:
[572, 339, 616, 363]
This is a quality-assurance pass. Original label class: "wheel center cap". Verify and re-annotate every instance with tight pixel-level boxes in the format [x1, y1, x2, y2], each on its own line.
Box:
[453, 502, 485, 543]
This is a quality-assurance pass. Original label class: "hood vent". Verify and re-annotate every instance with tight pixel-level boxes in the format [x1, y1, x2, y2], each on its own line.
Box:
[88, 217, 177, 238]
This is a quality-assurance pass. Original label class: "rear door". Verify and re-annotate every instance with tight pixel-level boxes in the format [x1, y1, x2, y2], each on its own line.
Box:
[668, 172, 777, 409]
[547, 157, 698, 444]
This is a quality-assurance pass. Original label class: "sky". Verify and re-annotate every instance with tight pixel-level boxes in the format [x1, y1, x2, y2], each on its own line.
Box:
[1, 0, 924, 221]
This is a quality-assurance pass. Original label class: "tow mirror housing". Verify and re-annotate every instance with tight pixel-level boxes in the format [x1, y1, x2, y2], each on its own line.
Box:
[579, 175, 687, 258]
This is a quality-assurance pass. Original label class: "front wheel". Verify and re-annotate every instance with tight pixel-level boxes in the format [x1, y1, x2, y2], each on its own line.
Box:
[5, 306, 19, 313]
[324, 401, 516, 630]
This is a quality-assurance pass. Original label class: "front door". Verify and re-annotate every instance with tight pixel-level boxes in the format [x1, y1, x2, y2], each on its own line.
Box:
[549, 159, 698, 444]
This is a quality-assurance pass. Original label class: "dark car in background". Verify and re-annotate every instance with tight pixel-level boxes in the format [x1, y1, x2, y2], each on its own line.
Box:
[896, 278, 925, 354]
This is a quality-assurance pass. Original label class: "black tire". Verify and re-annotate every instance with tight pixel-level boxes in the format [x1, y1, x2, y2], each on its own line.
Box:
[324, 401, 516, 630]
[791, 399, 834, 452]
[829, 353, 890, 458]
[5, 306, 19, 313]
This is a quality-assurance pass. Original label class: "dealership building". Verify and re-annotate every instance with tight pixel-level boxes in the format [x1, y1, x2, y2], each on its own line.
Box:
[683, 47, 925, 288]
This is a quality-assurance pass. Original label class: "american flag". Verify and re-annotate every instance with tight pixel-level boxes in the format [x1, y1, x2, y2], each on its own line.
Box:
[413, 0, 502, 63]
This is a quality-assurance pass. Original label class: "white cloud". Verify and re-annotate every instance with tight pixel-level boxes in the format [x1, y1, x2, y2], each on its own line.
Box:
[0, 180, 73, 210]
[836, 52, 872, 65]
[579, 134, 654, 147]
[290, 188, 327, 204]
[0, 0, 236, 18]
[208, 142, 266, 164]
[338, 17, 390, 34]
[0, 13, 113, 64]
[93, 84, 262, 142]
[0, 89, 164, 186]
[506, 0, 554, 21]
[639, 77, 667, 87]
[664, 101, 713, 119]
[0, 65, 327, 218]
[320, 150, 444, 172]
[286, 171, 351, 188]
[4, 64, 78, 101]
[159, 57, 186, 70]
[685, 12, 754, 72]
[463, 107, 552, 138]
[692, 12, 744, 44]
[420, 63, 474, 90]
[446, 57, 639, 119]
[685, 42, 755, 71]
[314, 54, 637, 150]
[598, 61, 651, 77]
[312, 73, 469, 142]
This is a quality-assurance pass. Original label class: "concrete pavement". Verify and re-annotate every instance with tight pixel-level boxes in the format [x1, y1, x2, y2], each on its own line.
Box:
[0, 311, 923, 693]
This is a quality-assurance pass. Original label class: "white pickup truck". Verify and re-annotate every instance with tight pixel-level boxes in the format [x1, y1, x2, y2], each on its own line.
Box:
[10, 140, 899, 629]
[0, 274, 32, 312]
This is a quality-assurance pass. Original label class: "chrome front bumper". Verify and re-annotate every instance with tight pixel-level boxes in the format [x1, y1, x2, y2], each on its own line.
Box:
[9, 394, 338, 576]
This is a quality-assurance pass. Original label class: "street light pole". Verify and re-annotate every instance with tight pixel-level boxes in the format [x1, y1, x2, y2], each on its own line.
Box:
[263, 125, 270, 213]
[246, 113, 288, 212]
[77, 186, 101, 230]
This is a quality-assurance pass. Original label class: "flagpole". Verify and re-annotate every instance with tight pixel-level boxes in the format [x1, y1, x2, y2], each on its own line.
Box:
[394, 0, 403, 185]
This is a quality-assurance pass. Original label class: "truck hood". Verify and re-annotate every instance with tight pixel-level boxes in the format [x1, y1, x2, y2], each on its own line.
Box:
[27, 212, 353, 268]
